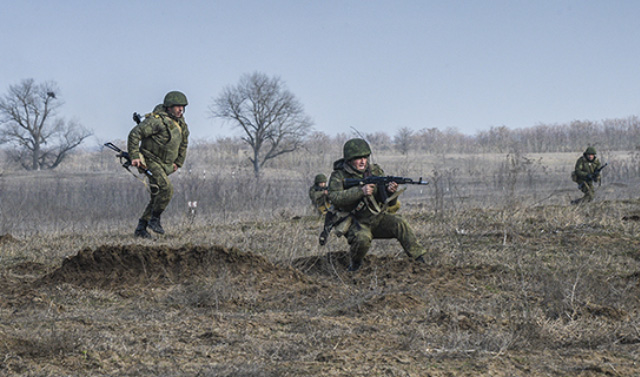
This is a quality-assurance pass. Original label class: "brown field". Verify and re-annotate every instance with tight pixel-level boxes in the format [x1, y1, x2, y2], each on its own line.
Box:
[1, 147, 640, 376]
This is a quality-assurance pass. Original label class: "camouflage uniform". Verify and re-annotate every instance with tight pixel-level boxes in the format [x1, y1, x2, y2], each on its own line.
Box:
[128, 91, 190, 236]
[309, 174, 330, 215]
[328, 138, 426, 270]
[573, 146, 601, 204]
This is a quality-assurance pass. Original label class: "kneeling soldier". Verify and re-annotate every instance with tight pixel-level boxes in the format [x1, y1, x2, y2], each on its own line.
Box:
[571, 146, 602, 205]
[328, 138, 427, 271]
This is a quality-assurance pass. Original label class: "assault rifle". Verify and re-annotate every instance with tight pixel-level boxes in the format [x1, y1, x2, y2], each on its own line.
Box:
[586, 162, 608, 182]
[578, 162, 607, 190]
[343, 176, 428, 201]
[318, 176, 428, 245]
[104, 142, 152, 177]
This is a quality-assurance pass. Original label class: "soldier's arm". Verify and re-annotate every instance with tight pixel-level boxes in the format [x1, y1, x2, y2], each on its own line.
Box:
[127, 120, 159, 160]
[310, 186, 325, 201]
[174, 123, 189, 168]
[574, 159, 589, 179]
[328, 172, 364, 208]
[371, 164, 398, 206]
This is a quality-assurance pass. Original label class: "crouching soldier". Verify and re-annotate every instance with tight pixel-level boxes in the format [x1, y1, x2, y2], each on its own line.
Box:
[309, 174, 330, 215]
[128, 91, 190, 238]
[571, 146, 602, 205]
[328, 138, 427, 271]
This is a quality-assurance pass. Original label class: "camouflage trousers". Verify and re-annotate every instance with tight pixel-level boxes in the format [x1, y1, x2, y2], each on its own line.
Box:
[140, 161, 174, 221]
[577, 181, 595, 204]
[345, 213, 426, 264]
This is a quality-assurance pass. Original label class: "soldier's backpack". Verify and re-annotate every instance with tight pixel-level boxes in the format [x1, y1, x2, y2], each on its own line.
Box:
[571, 171, 578, 182]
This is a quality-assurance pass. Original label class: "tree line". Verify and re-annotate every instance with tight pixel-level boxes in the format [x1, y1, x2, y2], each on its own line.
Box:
[2, 76, 639, 174]
[381, 117, 640, 155]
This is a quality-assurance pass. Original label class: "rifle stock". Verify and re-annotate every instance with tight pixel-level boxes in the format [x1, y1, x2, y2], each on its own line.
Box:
[104, 142, 152, 177]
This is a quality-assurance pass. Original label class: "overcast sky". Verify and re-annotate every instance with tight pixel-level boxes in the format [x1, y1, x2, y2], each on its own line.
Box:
[1, 0, 639, 144]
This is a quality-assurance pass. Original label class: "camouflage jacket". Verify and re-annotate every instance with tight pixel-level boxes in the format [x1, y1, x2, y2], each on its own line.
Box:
[128, 104, 189, 174]
[328, 158, 398, 220]
[309, 184, 327, 205]
[574, 155, 601, 183]
[309, 185, 330, 214]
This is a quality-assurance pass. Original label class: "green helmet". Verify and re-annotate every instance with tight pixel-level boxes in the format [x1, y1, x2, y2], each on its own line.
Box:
[314, 174, 327, 184]
[163, 91, 188, 107]
[584, 146, 597, 155]
[343, 138, 371, 161]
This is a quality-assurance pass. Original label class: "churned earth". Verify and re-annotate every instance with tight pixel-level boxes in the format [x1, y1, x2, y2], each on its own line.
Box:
[1, 237, 639, 376]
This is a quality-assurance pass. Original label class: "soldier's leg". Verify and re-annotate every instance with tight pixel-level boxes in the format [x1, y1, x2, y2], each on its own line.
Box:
[371, 213, 426, 260]
[148, 169, 173, 234]
[139, 163, 173, 234]
[319, 211, 336, 246]
[140, 184, 158, 222]
[150, 171, 174, 215]
[345, 221, 373, 271]
[136, 183, 158, 237]
[585, 182, 595, 202]
[577, 182, 593, 203]
[139, 163, 165, 221]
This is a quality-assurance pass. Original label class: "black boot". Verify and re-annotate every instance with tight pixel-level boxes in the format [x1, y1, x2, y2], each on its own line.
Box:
[319, 212, 335, 246]
[148, 215, 165, 234]
[319, 228, 330, 245]
[134, 219, 152, 238]
[415, 255, 426, 264]
[347, 259, 362, 272]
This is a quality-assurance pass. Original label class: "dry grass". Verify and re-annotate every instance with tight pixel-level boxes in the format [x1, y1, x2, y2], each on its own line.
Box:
[1, 147, 640, 376]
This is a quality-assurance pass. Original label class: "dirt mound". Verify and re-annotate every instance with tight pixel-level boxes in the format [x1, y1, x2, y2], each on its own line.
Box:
[291, 251, 351, 275]
[10, 261, 48, 275]
[41, 244, 309, 289]
[0, 233, 18, 244]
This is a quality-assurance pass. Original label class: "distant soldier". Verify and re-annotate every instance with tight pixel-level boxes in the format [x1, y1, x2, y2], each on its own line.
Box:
[309, 174, 330, 215]
[571, 146, 602, 205]
[328, 138, 427, 271]
[308, 173, 337, 246]
[128, 91, 190, 238]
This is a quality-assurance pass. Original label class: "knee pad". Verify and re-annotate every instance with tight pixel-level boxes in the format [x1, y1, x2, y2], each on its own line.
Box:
[149, 183, 160, 195]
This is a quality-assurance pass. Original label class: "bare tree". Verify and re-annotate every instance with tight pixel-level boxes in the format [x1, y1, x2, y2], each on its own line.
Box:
[393, 127, 414, 155]
[365, 131, 392, 151]
[0, 79, 93, 170]
[210, 72, 313, 178]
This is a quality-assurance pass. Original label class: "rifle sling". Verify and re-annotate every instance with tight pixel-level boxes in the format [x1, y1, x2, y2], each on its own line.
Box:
[122, 163, 151, 193]
[365, 187, 406, 216]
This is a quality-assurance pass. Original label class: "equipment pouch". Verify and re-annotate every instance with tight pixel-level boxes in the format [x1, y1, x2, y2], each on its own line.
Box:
[334, 216, 353, 237]
[570, 171, 578, 182]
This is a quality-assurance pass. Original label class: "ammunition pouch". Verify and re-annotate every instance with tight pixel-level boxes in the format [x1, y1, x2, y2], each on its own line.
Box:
[334, 214, 353, 237]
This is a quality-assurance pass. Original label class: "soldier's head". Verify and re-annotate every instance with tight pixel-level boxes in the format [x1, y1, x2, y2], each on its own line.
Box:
[343, 138, 371, 172]
[163, 91, 188, 119]
[584, 146, 596, 161]
[314, 174, 327, 187]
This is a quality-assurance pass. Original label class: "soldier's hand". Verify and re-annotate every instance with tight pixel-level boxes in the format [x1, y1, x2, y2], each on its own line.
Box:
[387, 181, 398, 193]
[173, 163, 178, 172]
[361, 183, 375, 196]
[131, 159, 142, 167]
